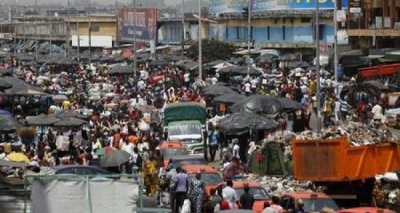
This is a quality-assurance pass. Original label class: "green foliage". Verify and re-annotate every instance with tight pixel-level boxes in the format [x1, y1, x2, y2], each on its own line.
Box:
[187, 39, 236, 63]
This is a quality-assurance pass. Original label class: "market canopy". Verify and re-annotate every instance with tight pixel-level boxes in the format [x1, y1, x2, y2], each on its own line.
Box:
[2, 76, 46, 96]
[202, 85, 237, 96]
[219, 111, 278, 135]
[230, 95, 283, 118]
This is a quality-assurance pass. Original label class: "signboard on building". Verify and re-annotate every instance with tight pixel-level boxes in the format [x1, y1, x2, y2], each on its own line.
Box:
[117, 8, 158, 44]
[209, 0, 349, 14]
[71, 35, 113, 47]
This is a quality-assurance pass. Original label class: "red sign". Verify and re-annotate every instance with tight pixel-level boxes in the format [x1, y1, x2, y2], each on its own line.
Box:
[117, 8, 158, 44]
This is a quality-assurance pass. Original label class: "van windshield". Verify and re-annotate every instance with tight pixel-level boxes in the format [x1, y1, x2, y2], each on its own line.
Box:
[168, 124, 202, 137]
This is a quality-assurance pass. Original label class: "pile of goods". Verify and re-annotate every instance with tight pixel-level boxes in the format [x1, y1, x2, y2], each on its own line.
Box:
[243, 173, 323, 195]
[262, 122, 397, 146]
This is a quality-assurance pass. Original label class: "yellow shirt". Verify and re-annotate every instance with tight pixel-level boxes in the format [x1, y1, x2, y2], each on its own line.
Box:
[62, 101, 71, 110]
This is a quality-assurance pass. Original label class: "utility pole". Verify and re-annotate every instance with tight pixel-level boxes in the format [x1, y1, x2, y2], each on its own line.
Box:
[77, 8, 80, 58]
[246, 0, 251, 78]
[23, 5, 26, 48]
[35, 0, 38, 59]
[13, 1, 16, 54]
[181, 0, 184, 59]
[316, 0, 321, 134]
[198, 0, 202, 80]
[133, 0, 137, 77]
[49, 18, 52, 55]
[67, 0, 70, 58]
[88, 0, 92, 66]
[334, 0, 339, 94]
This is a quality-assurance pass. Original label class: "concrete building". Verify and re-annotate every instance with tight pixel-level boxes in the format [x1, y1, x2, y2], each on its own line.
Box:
[13, 16, 67, 42]
[158, 14, 210, 45]
[347, 0, 400, 49]
[67, 14, 117, 47]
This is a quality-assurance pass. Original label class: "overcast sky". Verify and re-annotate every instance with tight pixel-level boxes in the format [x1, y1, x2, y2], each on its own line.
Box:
[4, 0, 183, 6]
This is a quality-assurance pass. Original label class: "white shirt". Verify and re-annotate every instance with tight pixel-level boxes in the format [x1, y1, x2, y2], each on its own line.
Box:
[233, 144, 240, 158]
[243, 83, 251, 92]
[0, 153, 5, 160]
[122, 143, 134, 155]
[247, 141, 256, 155]
[372, 104, 383, 120]
[250, 79, 258, 88]
[222, 186, 238, 209]
[184, 73, 190, 82]
[211, 77, 218, 85]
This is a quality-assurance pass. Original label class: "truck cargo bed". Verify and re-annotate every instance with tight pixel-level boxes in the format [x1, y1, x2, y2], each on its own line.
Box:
[292, 137, 400, 182]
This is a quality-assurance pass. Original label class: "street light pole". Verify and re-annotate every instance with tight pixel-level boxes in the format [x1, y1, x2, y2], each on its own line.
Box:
[35, 0, 38, 59]
[133, 0, 137, 77]
[67, 0, 70, 58]
[198, 0, 202, 80]
[88, 0, 92, 66]
[77, 8, 80, 57]
[246, 0, 251, 78]
[181, 0, 184, 59]
[333, 0, 338, 93]
[23, 6, 26, 47]
[316, 0, 321, 133]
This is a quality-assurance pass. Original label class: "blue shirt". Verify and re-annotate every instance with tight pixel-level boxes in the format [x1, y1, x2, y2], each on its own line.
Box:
[174, 172, 188, 192]
[209, 131, 218, 146]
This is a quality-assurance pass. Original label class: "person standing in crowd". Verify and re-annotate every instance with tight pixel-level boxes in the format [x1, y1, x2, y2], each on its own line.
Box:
[174, 167, 189, 213]
[189, 172, 206, 213]
[293, 199, 305, 213]
[239, 183, 254, 210]
[143, 154, 158, 197]
[372, 101, 383, 125]
[340, 96, 351, 122]
[262, 202, 277, 213]
[246, 139, 257, 169]
[208, 124, 219, 162]
[222, 180, 239, 209]
[270, 196, 284, 213]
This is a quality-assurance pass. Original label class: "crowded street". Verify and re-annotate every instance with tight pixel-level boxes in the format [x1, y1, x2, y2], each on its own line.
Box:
[1, 0, 400, 213]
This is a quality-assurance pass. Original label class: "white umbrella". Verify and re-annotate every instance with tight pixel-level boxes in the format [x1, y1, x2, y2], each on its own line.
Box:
[105, 92, 114, 98]
[52, 94, 69, 101]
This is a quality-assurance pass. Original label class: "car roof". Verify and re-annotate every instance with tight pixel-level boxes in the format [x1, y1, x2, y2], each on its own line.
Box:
[160, 141, 184, 149]
[181, 165, 218, 173]
[280, 192, 331, 199]
[337, 207, 395, 213]
[170, 155, 205, 160]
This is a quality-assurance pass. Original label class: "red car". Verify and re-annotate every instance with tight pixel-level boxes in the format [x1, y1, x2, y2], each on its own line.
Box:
[336, 207, 395, 213]
[216, 181, 270, 213]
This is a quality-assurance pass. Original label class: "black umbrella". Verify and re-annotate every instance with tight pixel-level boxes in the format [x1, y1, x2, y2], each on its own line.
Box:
[100, 150, 131, 167]
[25, 114, 61, 126]
[54, 110, 88, 120]
[278, 98, 303, 112]
[255, 53, 278, 63]
[202, 85, 237, 96]
[230, 95, 283, 118]
[108, 65, 134, 75]
[2, 76, 46, 96]
[213, 93, 245, 105]
[176, 60, 198, 71]
[53, 117, 87, 127]
[149, 59, 168, 66]
[0, 79, 12, 90]
[0, 115, 22, 133]
[279, 53, 298, 61]
[219, 111, 278, 135]
[233, 66, 263, 75]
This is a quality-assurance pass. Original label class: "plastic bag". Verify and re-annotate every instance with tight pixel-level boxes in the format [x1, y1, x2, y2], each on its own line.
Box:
[383, 172, 399, 182]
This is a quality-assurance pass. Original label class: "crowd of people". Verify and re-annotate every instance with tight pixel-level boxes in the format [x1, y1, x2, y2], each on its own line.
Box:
[0, 51, 395, 213]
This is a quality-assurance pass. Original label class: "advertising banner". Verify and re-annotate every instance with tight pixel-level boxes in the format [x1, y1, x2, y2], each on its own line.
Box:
[209, 0, 349, 14]
[117, 8, 158, 44]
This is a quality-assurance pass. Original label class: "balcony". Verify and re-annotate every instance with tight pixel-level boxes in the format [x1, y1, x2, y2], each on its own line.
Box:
[347, 17, 400, 37]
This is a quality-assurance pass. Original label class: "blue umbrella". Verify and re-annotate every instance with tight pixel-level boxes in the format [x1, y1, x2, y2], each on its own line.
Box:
[0, 109, 12, 116]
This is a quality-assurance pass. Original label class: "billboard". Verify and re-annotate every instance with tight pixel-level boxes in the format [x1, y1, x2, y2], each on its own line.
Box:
[209, 0, 349, 14]
[117, 8, 158, 44]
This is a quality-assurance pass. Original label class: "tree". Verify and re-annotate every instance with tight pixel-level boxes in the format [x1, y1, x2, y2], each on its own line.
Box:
[187, 39, 236, 64]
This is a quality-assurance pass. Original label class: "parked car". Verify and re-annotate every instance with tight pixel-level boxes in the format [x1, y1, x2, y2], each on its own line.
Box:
[216, 181, 270, 213]
[159, 141, 187, 167]
[166, 155, 207, 171]
[182, 165, 222, 196]
[279, 192, 340, 213]
[336, 207, 395, 213]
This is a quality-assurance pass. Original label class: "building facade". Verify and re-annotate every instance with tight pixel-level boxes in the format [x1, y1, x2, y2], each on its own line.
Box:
[347, 0, 400, 49]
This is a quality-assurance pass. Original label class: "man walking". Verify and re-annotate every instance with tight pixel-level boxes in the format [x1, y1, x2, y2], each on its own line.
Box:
[174, 167, 189, 213]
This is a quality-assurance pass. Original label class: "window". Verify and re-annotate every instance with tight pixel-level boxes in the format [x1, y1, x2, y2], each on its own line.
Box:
[267, 26, 270, 40]
[282, 26, 286, 40]
[90, 26, 99, 32]
[301, 17, 311, 23]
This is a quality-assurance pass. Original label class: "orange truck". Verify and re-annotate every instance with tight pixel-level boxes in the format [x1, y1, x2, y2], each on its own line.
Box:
[291, 137, 400, 208]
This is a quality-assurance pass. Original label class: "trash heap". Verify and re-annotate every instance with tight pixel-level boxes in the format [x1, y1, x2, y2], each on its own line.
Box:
[262, 122, 398, 146]
[242, 173, 323, 195]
